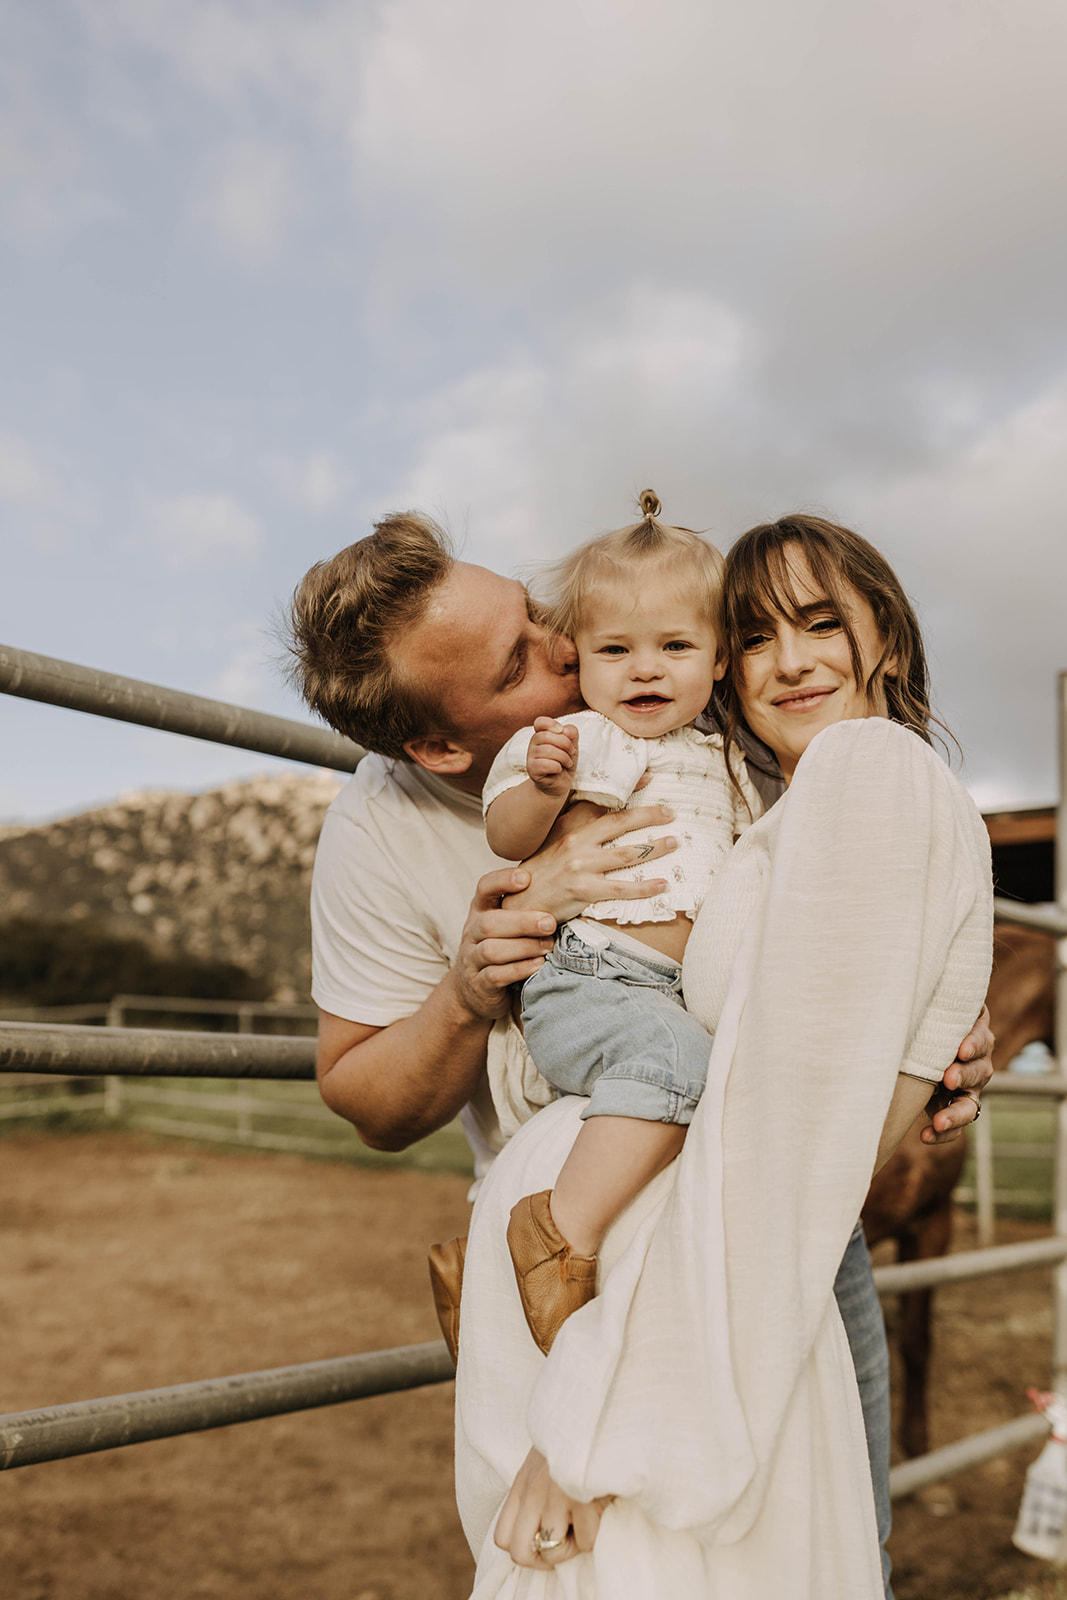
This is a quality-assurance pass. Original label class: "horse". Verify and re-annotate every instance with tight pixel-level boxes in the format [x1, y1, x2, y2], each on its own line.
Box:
[861, 924, 1056, 1459]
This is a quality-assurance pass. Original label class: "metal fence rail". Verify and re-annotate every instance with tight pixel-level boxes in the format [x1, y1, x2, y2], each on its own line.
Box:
[0, 1344, 454, 1470]
[0, 1022, 315, 1079]
[0, 644, 363, 771]
[993, 899, 1067, 938]
[873, 1235, 1067, 1295]
[889, 1414, 1050, 1500]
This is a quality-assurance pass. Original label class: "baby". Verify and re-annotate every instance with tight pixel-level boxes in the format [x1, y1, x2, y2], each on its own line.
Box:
[483, 491, 759, 1354]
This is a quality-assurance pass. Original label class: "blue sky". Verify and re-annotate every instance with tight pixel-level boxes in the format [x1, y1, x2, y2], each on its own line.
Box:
[2, 0, 1065, 822]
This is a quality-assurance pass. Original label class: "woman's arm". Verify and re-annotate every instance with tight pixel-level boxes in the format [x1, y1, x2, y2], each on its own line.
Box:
[876, 1076, 937, 1171]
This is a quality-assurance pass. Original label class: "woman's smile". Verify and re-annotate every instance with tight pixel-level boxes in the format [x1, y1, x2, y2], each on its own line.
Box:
[770, 686, 838, 712]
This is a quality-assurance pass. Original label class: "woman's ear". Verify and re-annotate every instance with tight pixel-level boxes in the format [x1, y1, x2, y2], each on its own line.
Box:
[403, 734, 474, 776]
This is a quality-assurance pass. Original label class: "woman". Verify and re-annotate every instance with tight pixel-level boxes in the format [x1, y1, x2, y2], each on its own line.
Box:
[454, 515, 994, 1598]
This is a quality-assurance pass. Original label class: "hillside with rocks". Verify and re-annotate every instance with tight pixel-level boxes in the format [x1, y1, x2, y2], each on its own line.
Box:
[0, 771, 345, 1000]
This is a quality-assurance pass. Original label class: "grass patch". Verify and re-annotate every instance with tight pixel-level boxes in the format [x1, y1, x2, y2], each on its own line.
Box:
[0, 1076, 474, 1177]
[958, 1095, 1055, 1222]
[991, 1579, 1067, 1600]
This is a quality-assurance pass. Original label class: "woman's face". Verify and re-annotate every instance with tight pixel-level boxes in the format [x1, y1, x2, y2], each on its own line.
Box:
[734, 545, 893, 785]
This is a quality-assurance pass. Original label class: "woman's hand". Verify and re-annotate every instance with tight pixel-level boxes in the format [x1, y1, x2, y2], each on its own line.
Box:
[504, 803, 677, 925]
[493, 1447, 612, 1569]
[921, 1004, 995, 1144]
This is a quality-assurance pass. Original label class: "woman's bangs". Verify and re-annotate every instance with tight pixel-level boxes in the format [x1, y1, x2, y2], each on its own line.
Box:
[730, 535, 828, 634]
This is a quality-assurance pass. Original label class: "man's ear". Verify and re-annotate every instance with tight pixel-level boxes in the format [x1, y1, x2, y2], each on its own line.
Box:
[403, 734, 474, 776]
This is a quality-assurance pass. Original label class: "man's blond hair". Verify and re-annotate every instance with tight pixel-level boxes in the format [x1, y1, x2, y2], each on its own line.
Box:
[286, 512, 455, 759]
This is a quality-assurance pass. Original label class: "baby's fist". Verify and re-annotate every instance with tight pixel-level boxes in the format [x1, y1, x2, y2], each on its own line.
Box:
[527, 717, 579, 794]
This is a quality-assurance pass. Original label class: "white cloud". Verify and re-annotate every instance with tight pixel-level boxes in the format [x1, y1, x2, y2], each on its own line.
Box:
[0, 431, 62, 507]
[267, 448, 352, 511]
[0, 66, 119, 240]
[194, 138, 300, 264]
[145, 491, 263, 569]
[378, 282, 754, 565]
[350, 0, 1067, 295]
[849, 378, 1067, 806]
[210, 621, 272, 706]
[76, 0, 374, 126]
[0, 429, 83, 548]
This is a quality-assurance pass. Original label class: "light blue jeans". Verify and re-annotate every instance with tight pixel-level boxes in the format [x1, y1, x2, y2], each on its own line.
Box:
[835, 1221, 893, 1599]
[520, 925, 711, 1123]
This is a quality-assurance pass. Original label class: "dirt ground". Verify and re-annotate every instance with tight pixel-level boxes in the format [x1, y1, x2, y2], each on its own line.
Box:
[1, 1131, 1064, 1600]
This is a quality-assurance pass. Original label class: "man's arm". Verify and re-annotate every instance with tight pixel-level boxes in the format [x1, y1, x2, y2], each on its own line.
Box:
[318, 805, 678, 1151]
[317, 867, 554, 1150]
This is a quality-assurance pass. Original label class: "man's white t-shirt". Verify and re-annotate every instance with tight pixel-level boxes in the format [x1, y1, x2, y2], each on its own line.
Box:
[310, 754, 553, 1185]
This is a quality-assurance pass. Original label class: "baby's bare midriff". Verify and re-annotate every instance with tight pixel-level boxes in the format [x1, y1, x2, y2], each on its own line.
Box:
[599, 911, 692, 965]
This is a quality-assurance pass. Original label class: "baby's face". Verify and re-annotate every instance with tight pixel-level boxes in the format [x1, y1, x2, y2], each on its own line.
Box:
[575, 577, 725, 740]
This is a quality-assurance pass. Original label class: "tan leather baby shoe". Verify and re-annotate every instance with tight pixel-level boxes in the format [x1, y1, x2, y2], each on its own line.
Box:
[506, 1190, 597, 1355]
[427, 1234, 467, 1367]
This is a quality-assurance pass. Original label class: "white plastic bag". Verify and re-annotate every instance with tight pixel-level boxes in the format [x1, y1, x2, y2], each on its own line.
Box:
[1013, 1389, 1067, 1561]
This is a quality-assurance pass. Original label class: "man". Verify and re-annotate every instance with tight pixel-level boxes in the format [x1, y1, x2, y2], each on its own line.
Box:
[288, 509, 993, 1595]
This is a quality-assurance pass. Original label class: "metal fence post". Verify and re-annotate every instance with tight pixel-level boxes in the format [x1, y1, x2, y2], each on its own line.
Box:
[974, 1109, 996, 1247]
[104, 998, 124, 1119]
[1054, 671, 1067, 1392]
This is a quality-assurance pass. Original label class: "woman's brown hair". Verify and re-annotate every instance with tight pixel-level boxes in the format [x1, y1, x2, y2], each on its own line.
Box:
[715, 514, 942, 784]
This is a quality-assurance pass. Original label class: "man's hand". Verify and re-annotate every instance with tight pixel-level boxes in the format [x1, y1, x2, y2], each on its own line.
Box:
[493, 1447, 611, 1569]
[504, 803, 677, 925]
[453, 867, 557, 1022]
[528, 717, 579, 800]
[921, 1004, 995, 1145]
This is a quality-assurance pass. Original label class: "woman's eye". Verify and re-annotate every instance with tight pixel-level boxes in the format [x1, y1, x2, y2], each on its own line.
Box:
[741, 632, 769, 652]
[808, 615, 842, 634]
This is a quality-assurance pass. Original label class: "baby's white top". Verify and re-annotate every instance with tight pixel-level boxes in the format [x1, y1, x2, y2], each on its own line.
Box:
[483, 709, 762, 925]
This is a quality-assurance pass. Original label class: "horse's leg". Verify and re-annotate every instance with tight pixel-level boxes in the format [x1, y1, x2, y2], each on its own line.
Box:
[897, 1202, 954, 1459]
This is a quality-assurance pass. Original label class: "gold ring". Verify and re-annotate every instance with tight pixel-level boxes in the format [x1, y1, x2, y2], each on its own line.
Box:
[953, 1089, 981, 1120]
[531, 1528, 566, 1556]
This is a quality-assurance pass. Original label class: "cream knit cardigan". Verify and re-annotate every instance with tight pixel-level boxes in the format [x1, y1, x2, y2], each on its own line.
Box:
[456, 719, 993, 1600]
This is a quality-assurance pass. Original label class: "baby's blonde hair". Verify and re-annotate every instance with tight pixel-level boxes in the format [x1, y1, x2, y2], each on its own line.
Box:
[534, 491, 725, 648]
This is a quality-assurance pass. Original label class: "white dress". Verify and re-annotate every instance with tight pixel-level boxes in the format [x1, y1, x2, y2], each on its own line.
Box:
[456, 719, 993, 1599]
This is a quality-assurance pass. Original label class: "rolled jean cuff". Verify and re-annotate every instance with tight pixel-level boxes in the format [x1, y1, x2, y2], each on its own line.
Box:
[580, 1075, 701, 1125]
